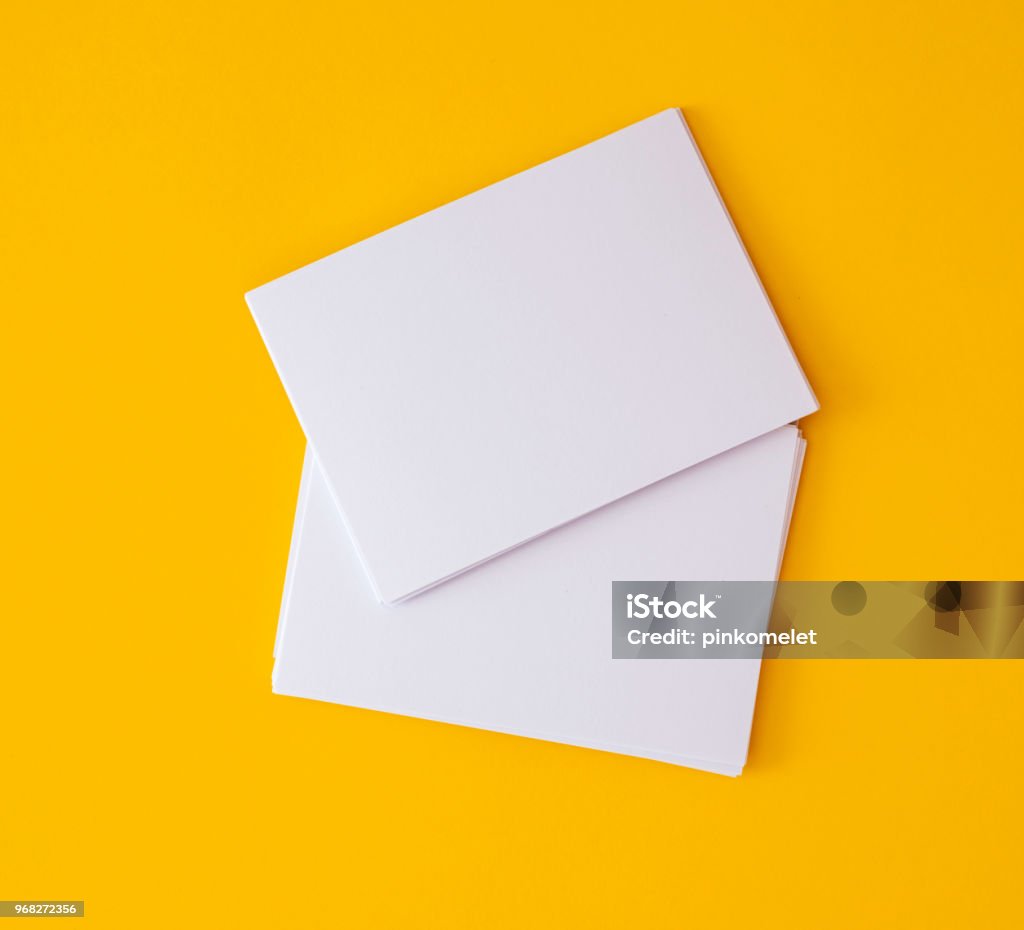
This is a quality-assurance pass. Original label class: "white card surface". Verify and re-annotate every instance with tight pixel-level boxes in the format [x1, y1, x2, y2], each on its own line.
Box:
[273, 426, 806, 776]
[248, 109, 817, 604]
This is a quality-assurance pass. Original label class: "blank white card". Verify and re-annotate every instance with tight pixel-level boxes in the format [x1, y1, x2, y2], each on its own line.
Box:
[248, 109, 817, 604]
[273, 427, 806, 776]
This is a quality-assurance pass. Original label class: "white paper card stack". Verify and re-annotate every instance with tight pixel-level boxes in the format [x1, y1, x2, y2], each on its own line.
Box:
[250, 109, 817, 775]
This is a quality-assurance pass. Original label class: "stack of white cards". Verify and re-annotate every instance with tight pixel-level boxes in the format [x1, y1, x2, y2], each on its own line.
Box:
[249, 109, 817, 776]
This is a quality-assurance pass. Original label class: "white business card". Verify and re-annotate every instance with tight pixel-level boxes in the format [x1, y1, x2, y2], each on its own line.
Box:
[248, 109, 817, 604]
[273, 426, 806, 775]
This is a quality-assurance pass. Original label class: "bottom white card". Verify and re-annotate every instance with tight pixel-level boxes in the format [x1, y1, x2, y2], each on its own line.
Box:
[273, 426, 806, 776]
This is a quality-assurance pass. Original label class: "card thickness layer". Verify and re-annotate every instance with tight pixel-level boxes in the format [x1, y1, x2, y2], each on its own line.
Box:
[273, 426, 806, 776]
[248, 109, 817, 604]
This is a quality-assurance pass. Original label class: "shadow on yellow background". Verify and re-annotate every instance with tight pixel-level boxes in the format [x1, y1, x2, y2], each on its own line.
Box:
[2, 1, 1022, 926]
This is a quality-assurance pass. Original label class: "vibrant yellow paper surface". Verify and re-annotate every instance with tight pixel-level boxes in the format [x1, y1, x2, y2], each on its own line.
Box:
[3, 2, 1022, 925]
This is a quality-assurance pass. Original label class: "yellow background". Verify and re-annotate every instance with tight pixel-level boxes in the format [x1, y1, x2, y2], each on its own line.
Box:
[3, 1, 1022, 926]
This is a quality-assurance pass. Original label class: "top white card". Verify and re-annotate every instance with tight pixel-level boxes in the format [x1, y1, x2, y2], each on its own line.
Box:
[248, 109, 817, 604]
